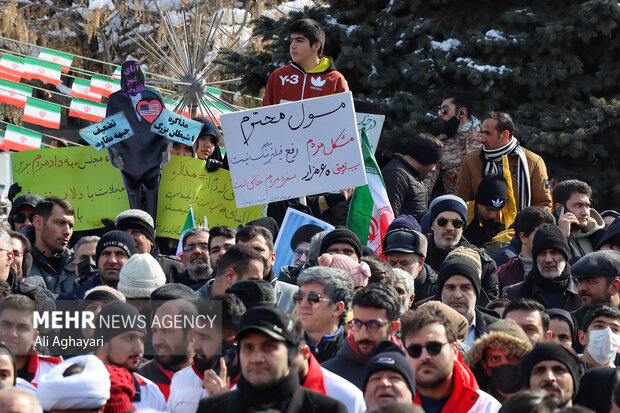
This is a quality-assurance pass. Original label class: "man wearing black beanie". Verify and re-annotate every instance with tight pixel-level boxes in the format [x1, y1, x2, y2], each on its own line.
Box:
[464, 174, 509, 248]
[381, 133, 443, 220]
[520, 342, 582, 408]
[505, 224, 580, 311]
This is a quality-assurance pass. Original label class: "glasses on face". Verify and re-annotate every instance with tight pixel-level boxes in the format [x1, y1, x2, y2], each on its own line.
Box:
[348, 319, 390, 333]
[294, 248, 309, 257]
[406, 341, 450, 358]
[436, 217, 464, 229]
[183, 243, 209, 253]
[13, 214, 35, 224]
[438, 106, 459, 115]
[292, 291, 331, 306]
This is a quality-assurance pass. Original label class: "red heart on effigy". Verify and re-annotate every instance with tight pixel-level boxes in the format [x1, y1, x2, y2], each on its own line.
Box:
[136, 99, 162, 123]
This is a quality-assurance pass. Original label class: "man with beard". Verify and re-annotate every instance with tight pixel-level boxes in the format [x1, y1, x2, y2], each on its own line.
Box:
[463, 174, 509, 249]
[520, 342, 582, 408]
[95, 301, 167, 411]
[423, 90, 481, 197]
[401, 306, 501, 413]
[23, 197, 75, 293]
[553, 180, 605, 264]
[207, 226, 236, 269]
[59, 231, 136, 300]
[455, 111, 552, 212]
[138, 299, 197, 399]
[176, 227, 211, 288]
[505, 224, 580, 311]
[382, 133, 443, 220]
[168, 294, 245, 413]
[464, 318, 532, 403]
[323, 284, 401, 389]
[425, 195, 499, 305]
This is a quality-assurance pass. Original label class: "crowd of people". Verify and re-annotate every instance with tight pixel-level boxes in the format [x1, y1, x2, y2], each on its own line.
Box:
[0, 16, 618, 413]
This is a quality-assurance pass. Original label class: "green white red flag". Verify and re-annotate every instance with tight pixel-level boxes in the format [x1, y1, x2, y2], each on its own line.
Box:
[346, 129, 394, 256]
[25, 57, 61, 85]
[23, 98, 61, 129]
[38, 48, 73, 73]
[0, 79, 32, 108]
[69, 98, 106, 122]
[90, 75, 120, 97]
[0, 124, 42, 152]
[176, 206, 196, 257]
[71, 77, 102, 102]
[0, 54, 24, 82]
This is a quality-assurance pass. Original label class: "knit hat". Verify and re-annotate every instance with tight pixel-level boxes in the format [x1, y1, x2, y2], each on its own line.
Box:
[475, 174, 508, 209]
[318, 253, 371, 288]
[429, 194, 468, 224]
[571, 250, 620, 279]
[117, 253, 166, 298]
[226, 280, 276, 309]
[149, 283, 198, 301]
[386, 215, 422, 233]
[362, 341, 416, 396]
[437, 251, 482, 298]
[104, 365, 136, 413]
[95, 230, 136, 263]
[520, 342, 581, 393]
[115, 209, 155, 244]
[95, 301, 147, 343]
[290, 224, 323, 251]
[419, 300, 469, 340]
[406, 133, 443, 166]
[447, 246, 483, 276]
[319, 228, 362, 258]
[382, 229, 428, 258]
[38, 355, 110, 411]
[531, 224, 570, 261]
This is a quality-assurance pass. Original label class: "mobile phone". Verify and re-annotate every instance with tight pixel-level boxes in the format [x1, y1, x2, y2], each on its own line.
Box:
[553, 203, 567, 223]
[210, 340, 237, 375]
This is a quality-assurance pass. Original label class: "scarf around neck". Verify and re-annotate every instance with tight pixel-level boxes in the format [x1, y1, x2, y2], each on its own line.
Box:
[237, 370, 299, 408]
[482, 137, 531, 210]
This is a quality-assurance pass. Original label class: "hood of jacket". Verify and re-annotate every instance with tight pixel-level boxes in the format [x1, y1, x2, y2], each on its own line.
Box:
[573, 209, 605, 239]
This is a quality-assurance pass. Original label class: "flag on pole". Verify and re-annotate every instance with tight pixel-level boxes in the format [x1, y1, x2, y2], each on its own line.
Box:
[90, 75, 121, 97]
[346, 129, 394, 257]
[69, 98, 106, 122]
[25, 57, 61, 85]
[71, 77, 102, 102]
[0, 55, 24, 81]
[175, 206, 196, 257]
[0, 79, 32, 108]
[38, 48, 73, 73]
[0, 124, 42, 152]
[23, 98, 62, 129]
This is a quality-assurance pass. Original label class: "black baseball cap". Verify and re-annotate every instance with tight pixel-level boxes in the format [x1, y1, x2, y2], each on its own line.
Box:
[235, 306, 298, 345]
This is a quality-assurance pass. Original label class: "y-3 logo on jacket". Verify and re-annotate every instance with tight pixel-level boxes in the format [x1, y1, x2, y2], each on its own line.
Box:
[279, 74, 299, 85]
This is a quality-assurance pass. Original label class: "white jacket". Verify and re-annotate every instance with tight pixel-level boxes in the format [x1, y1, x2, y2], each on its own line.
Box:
[133, 373, 167, 412]
[167, 365, 208, 413]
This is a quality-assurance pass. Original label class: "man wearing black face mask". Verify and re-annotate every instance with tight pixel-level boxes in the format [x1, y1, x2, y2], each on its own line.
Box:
[72, 236, 99, 283]
[464, 318, 532, 403]
[423, 90, 481, 197]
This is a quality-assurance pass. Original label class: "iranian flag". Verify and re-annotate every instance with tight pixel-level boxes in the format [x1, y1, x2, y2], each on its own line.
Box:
[38, 48, 73, 74]
[90, 75, 120, 97]
[0, 55, 24, 82]
[69, 98, 106, 122]
[176, 206, 196, 257]
[0, 124, 42, 152]
[346, 129, 394, 257]
[71, 77, 102, 102]
[112, 66, 121, 79]
[23, 98, 62, 129]
[26, 57, 61, 85]
[0, 79, 32, 108]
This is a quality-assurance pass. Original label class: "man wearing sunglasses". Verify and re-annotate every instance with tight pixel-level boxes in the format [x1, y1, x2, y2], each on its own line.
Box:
[425, 195, 500, 305]
[295, 266, 354, 363]
[401, 306, 501, 413]
[7, 194, 41, 233]
[382, 133, 443, 220]
[176, 227, 212, 288]
[323, 284, 401, 389]
[423, 90, 481, 197]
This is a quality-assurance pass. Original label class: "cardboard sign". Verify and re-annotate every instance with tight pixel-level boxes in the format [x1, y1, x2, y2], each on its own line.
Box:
[79, 112, 134, 150]
[11, 146, 130, 230]
[156, 155, 264, 239]
[273, 208, 334, 276]
[356, 112, 385, 152]
[150, 109, 203, 145]
[220, 92, 367, 208]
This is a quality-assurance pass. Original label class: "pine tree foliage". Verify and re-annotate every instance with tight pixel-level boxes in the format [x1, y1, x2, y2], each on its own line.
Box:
[220, 0, 620, 208]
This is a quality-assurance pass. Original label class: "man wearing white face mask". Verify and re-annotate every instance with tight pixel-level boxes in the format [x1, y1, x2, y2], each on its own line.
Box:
[577, 304, 620, 370]
[506, 224, 580, 311]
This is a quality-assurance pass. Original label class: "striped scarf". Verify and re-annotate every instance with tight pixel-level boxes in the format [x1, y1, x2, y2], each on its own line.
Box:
[482, 137, 531, 210]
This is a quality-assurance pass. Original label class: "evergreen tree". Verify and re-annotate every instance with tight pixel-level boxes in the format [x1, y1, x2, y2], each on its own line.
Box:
[220, 0, 620, 209]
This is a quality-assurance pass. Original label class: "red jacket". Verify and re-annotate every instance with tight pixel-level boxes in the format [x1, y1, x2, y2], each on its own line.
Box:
[262, 58, 348, 106]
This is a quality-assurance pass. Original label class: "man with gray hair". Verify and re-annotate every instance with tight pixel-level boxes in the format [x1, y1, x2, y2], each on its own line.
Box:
[176, 227, 212, 288]
[71, 235, 99, 283]
[393, 268, 415, 315]
[296, 266, 354, 363]
[0, 387, 43, 413]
